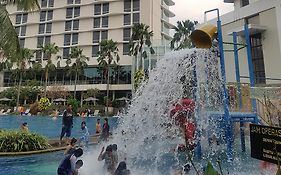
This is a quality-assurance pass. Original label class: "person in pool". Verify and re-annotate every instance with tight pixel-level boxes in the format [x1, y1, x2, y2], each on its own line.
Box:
[98, 145, 115, 174]
[64, 138, 77, 155]
[113, 161, 130, 175]
[57, 148, 83, 175]
[20, 122, 29, 132]
[60, 104, 73, 145]
[79, 121, 89, 147]
[96, 118, 101, 134]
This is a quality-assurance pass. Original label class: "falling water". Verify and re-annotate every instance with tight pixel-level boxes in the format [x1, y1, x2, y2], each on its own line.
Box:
[80, 49, 274, 175]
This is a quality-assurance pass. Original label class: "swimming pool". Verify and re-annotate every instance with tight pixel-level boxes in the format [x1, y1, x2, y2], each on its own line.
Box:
[0, 115, 118, 138]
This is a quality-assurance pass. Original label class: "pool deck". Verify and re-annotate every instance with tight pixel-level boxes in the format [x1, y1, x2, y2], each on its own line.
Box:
[0, 134, 100, 156]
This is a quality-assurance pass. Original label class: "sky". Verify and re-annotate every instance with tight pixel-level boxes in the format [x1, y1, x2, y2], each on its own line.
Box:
[170, 0, 234, 24]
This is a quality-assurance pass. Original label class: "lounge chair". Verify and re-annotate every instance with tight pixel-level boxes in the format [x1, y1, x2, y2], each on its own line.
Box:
[3, 108, 11, 115]
[93, 110, 99, 116]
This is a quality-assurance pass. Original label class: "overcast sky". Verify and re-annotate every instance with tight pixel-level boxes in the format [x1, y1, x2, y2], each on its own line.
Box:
[170, 0, 234, 24]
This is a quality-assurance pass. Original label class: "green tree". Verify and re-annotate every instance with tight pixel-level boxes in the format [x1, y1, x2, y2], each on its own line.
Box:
[97, 40, 120, 116]
[67, 47, 89, 98]
[14, 48, 33, 107]
[0, 0, 39, 59]
[41, 43, 59, 96]
[170, 20, 198, 50]
[85, 88, 100, 106]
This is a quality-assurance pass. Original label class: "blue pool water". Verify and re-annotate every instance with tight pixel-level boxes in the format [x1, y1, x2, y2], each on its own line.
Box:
[0, 115, 118, 138]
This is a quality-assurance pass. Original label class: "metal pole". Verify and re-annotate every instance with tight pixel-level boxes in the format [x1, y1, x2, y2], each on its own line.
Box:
[217, 16, 233, 162]
[233, 32, 245, 152]
[244, 24, 257, 115]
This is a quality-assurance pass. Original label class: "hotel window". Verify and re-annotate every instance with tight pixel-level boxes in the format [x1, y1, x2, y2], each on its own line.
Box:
[241, 0, 249, 7]
[66, 7, 80, 19]
[102, 3, 109, 14]
[67, 0, 81, 4]
[92, 45, 99, 57]
[124, 14, 131, 25]
[133, 0, 140, 11]
[15, 26, 26, 36]
[123, 43, 130, 55]
[250, 33, 266, 84]
[65, 20, 79, 31]
[63, 48, 70, 59]
[123, 28, 131, 41]
[41, 0, 54, 8]
[37, 36, 51, 48]
[93, 31, 100, 43]
[38, 23, 52, 34]
[64, 33, 79, 46]
[101, 31, 108, 40]
[93, 17, 100, 28]
[19, 38, 25, 48]
[15, 13, 28, 24]
[94, 4, 101, 15]
[133, 13, 139, 24]
[102, 16, 108, 27]
[124, 0, 131, 12]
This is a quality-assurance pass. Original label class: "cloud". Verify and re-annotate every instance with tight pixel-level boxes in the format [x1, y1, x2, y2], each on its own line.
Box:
[170, 0, 234, 24]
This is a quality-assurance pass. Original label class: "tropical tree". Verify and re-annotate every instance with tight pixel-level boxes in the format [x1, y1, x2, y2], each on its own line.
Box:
[170, 20, 198, 50]
[129, 23, 155, 70]
[41, 43, 59, 96]
[0, 0, 39, 59]
[85, 88, 100, 106]
[97, 39, 120, 116]
[67, 47, 89, 98]
[14, 48, 33, 107]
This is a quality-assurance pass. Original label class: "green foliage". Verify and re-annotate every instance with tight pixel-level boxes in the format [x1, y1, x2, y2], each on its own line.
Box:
[103, 96, 112, 107]
[134, 69, 145, 90]
[67, 98, 79, 115]
[85, 88, 100, 98]
[204, 161, 220, 175]
[171, 20, 198, 50]
[30, 102, 39, 115]
[0, 130, 49, 152]
[38, 97, 51, 111]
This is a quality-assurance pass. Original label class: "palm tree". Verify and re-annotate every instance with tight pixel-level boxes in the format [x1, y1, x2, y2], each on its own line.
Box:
[0, 0, 39, 59]
[170, 20, 198, 50]
[129, 23, 155, 70]
[41, 43, 59, 96]
[67, 47, 89, 98]
[14, 48, 33, 108]
[97, 39, 120, 116]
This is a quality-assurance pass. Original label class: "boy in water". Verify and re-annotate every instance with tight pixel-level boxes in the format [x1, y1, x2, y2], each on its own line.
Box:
[96, 118, 101, 134]
[79, 121, 90, 147]
[98, 145, 115, 174]
[57, 148, 83, 175]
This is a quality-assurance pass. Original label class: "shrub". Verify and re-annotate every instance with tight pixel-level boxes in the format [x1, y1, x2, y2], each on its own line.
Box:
[0, 130, 50, 152]
[38, 97, 51, 111]
[67, 98, 79, 115]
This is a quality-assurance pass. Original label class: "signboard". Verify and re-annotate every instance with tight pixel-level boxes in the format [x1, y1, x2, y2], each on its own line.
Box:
[250, 124, 281, 164]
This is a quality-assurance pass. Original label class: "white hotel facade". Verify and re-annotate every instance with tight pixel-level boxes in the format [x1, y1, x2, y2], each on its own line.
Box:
[1, 0, 175, 98]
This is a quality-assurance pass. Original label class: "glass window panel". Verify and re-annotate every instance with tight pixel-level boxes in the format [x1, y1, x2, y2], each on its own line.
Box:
[63, 48, 70, 59]
[39, 23, 45, 34]
[241, 0, 249, 7]
[133, 0, 140, 11]
[73, 20, 79, 30]
[74, 7, 80, 17]
[93, 31, 100, 43]
[75, 0, 81, 4]
[124, 0, 131, 12]
[93, 17, 100, 28]
[15, 26, 20, 35]
[19, 38, 25, 48]
[20, 26, 26, 36]
[47, 10, 53, 20]
[72, 33, 78, 45]
[102, 16, 108, 27]
[40, 11, 46, 21]
[37, 36, 44, 48]
[67, 0, 73, 4]
[66, 8, 73, 18]
[92, 45, 99, 57]
[46, 23, 52, 33]
[133, 13, 139, 24]
[123, 28, 131, 41]
[124, 14, 131, 25]
[41, 0, 47, 8]
[101, 30, 108, 40]
[123, 43, 130, 55]
[64, 34, 71, 46]
[36, 50, 42, 59]
[103, 3, 109, 14]
[65, 21, 72, 31]
[49, 0, 54, 7]
[45, 36, 51, 44]
[16, 14, 21, 24]
[22, 14, 28, 23]
[94, 4, 101, 15]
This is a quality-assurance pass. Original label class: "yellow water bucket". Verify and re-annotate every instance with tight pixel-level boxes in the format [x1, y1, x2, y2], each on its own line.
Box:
[190, 24, 217, 48]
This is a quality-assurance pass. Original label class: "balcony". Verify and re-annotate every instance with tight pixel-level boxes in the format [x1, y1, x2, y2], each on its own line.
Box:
[161, 6, 175, 17]
[163, 0, 175, 6]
